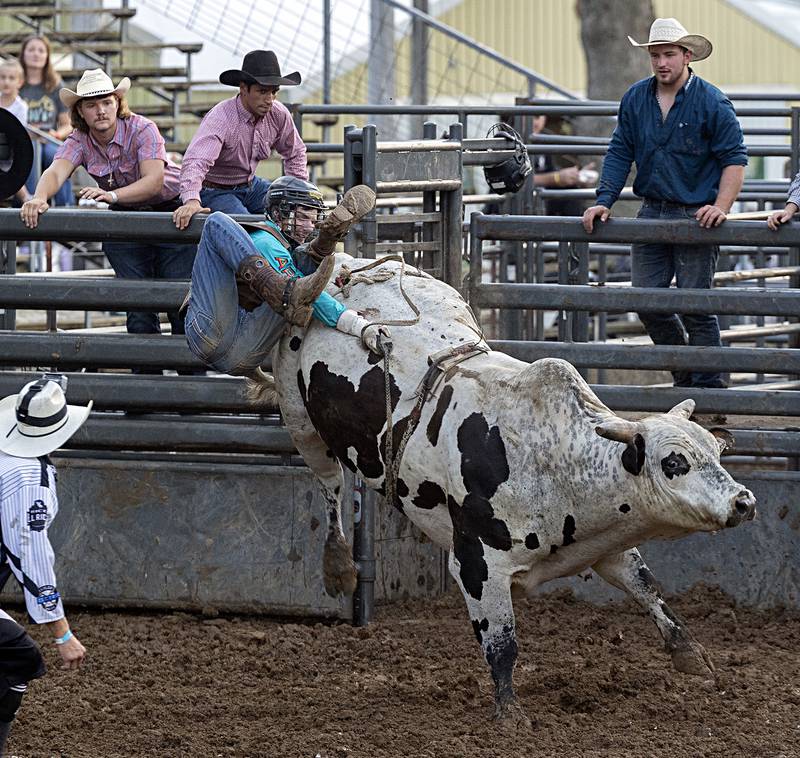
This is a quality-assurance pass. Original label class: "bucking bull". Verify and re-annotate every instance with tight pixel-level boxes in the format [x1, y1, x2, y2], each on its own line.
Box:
[258, 252, 757, 719]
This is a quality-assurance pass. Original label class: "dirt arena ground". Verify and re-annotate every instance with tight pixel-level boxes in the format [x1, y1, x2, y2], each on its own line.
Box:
[7, 584, 800, 758]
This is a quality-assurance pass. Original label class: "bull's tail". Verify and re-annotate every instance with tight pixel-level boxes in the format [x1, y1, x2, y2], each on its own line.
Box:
[244, 367, 278, 407]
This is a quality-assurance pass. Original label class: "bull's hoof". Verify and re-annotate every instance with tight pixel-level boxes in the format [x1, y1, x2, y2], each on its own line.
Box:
[323, 534, 358, 597]
[493, 698, 533, 730]
[670, 639, 716, 678]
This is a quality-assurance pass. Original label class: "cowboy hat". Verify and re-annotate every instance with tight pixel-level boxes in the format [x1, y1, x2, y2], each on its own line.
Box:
[0, 109, 33, 200]
[628, 18, 712, 62]
[219, 50, 301, 88]
[59, 68, 131, 108]
[0, 377, 92, 458]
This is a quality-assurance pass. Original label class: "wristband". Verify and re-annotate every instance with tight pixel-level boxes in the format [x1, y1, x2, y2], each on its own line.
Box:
[553, 171, 561, 186]
[54, 629, 73, 645]
[109, 190, 119, 205]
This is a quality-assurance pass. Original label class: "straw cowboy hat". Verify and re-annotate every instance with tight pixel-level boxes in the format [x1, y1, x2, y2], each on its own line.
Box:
[628, 18, 712, 61]
[219, 50, 301, 88]
[59, 68, 131, 108]
[0, 108, 33, 200]
[0, 377, 92, 458]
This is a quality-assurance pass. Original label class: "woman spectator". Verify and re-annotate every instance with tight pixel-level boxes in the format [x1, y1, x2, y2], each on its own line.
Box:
[19, 35, 72, 206]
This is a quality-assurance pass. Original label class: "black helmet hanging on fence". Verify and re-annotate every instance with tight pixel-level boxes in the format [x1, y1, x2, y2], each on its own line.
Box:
[0, 109, 34, 201]
[483, 123, 532, 195]
[265, 176, 327, 243]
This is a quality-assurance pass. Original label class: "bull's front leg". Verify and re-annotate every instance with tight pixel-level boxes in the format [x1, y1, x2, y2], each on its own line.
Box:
[448, 554, 528, 724]
[274, 337, 357, 598]
[592, 548, 715, 678]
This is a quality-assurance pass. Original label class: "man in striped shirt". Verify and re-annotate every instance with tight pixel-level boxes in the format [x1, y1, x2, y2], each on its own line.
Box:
[0, 375, 91, 754]
[173, 50, 307, 230]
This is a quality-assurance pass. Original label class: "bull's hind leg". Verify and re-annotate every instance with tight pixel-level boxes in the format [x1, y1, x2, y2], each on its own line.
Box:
[592, 548, 715, 678]
[448, 554, 528, 724]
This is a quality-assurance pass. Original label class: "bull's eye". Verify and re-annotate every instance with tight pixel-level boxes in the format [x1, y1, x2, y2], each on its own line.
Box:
[661, 451, 690, 479]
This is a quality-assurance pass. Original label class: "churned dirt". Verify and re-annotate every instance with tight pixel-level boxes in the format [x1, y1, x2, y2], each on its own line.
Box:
[8, 584, 800, 758]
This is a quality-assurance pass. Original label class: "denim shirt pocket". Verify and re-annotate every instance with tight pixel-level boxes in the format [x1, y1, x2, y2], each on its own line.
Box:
[674, 121, 705, 156]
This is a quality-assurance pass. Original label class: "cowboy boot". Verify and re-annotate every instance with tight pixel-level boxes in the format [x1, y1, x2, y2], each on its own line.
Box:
[307, 185, 376, 261]
[236, 254, 335, 327]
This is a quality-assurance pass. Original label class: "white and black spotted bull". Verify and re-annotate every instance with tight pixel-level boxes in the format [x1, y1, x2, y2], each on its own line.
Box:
[267, 253, 757, 720]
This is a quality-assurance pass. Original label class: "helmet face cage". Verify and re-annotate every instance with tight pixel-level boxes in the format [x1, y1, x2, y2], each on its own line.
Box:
[266, 182, 327, 242]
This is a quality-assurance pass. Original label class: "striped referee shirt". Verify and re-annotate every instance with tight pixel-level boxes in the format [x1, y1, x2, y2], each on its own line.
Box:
[0, 451, 64, 624]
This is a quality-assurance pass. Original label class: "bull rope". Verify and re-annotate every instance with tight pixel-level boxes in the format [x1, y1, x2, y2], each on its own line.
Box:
[335, 254, 488, 507]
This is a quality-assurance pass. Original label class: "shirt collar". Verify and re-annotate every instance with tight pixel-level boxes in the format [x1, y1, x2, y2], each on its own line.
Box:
[89, 117, 124, 151]
[650, 67, 695, 96]
[235, 95, 257, 125]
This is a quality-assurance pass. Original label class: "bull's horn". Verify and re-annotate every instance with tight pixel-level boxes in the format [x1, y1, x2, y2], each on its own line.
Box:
[667, 398, 695, 418]
[595, 418, 640, 444]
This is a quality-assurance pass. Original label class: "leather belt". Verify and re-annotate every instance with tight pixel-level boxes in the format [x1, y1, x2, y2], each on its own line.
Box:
[202, 179, 252, 190]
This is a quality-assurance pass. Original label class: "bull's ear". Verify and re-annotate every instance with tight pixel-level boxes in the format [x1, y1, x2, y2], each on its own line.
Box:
[709, 426, 735, 453]
[595, 418, 639, 444]
[667, 399, 695, 419]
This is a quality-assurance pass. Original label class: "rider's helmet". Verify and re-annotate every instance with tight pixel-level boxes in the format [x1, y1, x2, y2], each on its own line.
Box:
[265, 176, 327, 243]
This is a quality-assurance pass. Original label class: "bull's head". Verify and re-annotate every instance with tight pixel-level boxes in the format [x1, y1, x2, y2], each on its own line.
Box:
[594, 399, 756, 532]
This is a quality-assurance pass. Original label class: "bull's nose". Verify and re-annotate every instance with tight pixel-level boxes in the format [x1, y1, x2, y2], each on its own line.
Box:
[726, 490, 757, 527]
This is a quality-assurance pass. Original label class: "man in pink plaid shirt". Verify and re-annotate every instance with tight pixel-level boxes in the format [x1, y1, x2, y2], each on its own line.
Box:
[173, 50, 308, 230]
[21, 69, 197, 370]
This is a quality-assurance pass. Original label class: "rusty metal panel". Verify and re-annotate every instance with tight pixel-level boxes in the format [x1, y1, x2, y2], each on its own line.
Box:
[0, 458, 446, 618]
[373, 495, 447, 601]
[376, 149, 461, 185]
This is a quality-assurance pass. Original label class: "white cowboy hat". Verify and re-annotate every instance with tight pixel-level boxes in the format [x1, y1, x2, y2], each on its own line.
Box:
[628, 18, 712, 62]
[0, 378, 92, 458]
[59, 68, 131, 108]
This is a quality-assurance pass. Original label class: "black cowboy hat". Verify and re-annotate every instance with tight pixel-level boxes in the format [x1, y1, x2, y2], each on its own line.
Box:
[0, 109, 33, 200]
[219, 50, 302, 88]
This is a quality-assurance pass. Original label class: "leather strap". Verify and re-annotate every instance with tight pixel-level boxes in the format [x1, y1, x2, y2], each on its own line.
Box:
[239, 221, 292, 251]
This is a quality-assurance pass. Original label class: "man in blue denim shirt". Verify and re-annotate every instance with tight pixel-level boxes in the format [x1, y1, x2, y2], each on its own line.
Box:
[582, 18, 747, 388]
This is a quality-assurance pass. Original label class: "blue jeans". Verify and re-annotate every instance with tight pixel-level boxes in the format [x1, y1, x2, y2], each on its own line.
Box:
[26, 141, 73, 206]
[632, 201, 725, 388]
[103, 241, 197, 336]
[199, 177, 271, 215]
[184, 212, 285, 375]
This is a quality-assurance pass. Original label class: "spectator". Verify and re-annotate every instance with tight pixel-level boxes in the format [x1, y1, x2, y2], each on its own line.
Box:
[20, 69, 197, 370]
[19, 35, 73, 207]
[582, 18, 747, 389]
[0, 58, 30, 205]
[173, 49, 307, 229]
[530, 114, 597, 216]
[0, 375, 90, 755]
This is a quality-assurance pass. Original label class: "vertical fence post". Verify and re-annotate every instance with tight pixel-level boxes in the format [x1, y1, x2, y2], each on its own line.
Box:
[0, 241, 16, 330]
[352, 479, 375, 626]
[442, 122, 464, 292]
[343, 124, 360, 256]
[468, 212, 484, 326]
[360, 124, 378, 260]
[422, 121, 437, 272]
[557, 241, 572, 343]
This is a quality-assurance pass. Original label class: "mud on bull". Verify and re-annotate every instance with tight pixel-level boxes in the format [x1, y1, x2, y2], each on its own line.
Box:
[265, 253, 757, 719]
